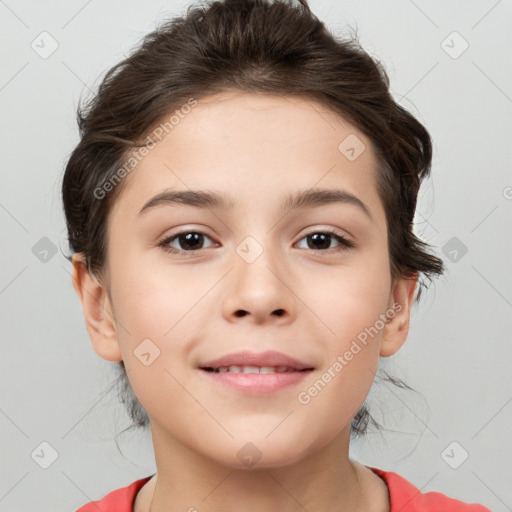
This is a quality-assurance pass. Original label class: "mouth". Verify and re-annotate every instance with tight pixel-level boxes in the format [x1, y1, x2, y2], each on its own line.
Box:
[201, 365, 313, 374]
[198, 349, 314, 372]
[197, 350, 315, 394]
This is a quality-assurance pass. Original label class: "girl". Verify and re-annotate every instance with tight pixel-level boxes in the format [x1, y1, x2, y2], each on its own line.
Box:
[62, 0, 491, 510]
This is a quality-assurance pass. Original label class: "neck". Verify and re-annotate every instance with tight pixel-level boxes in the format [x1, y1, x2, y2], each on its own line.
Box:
[147, 423, 369, 512]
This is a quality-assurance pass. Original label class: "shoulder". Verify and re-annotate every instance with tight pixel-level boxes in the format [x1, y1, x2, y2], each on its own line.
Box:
[75, 476, 153, 512]
[368, 467, 492, 512]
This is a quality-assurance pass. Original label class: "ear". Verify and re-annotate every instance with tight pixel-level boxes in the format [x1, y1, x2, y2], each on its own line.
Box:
[380, 273, 418, 357]
[71, 254, 123, 362]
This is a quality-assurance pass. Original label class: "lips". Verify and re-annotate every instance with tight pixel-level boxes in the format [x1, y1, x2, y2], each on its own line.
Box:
[198, 350, 314, 372]
[198, 350, 314, 394]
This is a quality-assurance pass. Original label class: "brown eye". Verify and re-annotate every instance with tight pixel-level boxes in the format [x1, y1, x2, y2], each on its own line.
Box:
[159, 231, 217, 254]
[296, 231, 354, 252]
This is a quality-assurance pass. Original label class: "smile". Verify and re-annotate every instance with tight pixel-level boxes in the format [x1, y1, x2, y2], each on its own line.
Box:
[202, 365, 309, 374]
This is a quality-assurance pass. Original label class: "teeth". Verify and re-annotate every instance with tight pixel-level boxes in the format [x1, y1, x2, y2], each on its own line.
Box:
[212, 365, 297, 374]
[242, 366, 260, 374]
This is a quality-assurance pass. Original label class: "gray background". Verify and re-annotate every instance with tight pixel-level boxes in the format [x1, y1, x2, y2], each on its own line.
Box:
[1, 0, 511, 510]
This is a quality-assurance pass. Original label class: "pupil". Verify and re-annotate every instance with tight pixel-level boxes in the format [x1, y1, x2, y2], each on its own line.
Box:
[309, 233, 330, 250]
[179, 232, 203, 250]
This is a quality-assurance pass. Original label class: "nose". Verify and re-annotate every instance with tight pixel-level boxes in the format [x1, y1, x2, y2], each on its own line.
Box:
[221, 241, 296, 325]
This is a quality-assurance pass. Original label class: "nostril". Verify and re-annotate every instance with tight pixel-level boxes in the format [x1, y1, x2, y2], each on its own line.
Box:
[234, 309, 284, 317]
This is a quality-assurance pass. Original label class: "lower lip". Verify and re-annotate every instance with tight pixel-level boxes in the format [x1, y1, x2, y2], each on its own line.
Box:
[199, 369, 313, 394]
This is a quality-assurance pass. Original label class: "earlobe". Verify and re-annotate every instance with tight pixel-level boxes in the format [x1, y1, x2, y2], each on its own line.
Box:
[380, 274, 418, 357]
[71, 254, 123, 362]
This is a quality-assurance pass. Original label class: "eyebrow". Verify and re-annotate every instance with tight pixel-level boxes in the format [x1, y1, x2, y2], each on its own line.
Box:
[137, 187, 373, 221]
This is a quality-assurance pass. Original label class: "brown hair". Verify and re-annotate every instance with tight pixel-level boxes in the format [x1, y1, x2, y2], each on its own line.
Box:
[62, 0, 444, 439]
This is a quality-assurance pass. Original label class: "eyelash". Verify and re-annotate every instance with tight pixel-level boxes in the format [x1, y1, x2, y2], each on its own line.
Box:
[157, 229, 355, 256]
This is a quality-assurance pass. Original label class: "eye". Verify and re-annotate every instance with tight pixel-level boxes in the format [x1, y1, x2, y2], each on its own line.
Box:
[158, 228, 354, 256]
[296, 230, 354, 253]
[158, 230, 217, 255]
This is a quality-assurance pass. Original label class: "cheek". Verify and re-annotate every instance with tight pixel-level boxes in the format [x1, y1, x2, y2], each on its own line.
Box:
[108, 265, 207, 429]
[295, 256, 391, 421]
[295, 272, 391, 440]
[108, 259, 220, 404]
[301, 250, 392, 343]
[110, 253, 211, 342]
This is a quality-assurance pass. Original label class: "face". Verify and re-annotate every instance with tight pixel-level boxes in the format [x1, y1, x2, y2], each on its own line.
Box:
[76, 90, 414, 470]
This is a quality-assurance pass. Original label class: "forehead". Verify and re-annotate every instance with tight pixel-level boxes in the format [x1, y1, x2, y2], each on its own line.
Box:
[110, 90, 384, 221]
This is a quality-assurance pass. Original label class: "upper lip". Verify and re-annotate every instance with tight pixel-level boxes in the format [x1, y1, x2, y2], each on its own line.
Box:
[199, 350, 314, 371]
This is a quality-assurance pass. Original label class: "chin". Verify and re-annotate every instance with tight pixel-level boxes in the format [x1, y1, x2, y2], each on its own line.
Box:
[204, 437, 313, 471]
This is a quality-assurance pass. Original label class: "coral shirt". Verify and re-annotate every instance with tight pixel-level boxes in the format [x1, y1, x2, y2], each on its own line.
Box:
[75, 466, 491, 511]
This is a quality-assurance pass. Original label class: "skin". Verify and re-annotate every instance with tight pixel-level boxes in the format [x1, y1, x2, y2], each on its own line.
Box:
[72, 90, 417, 512]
